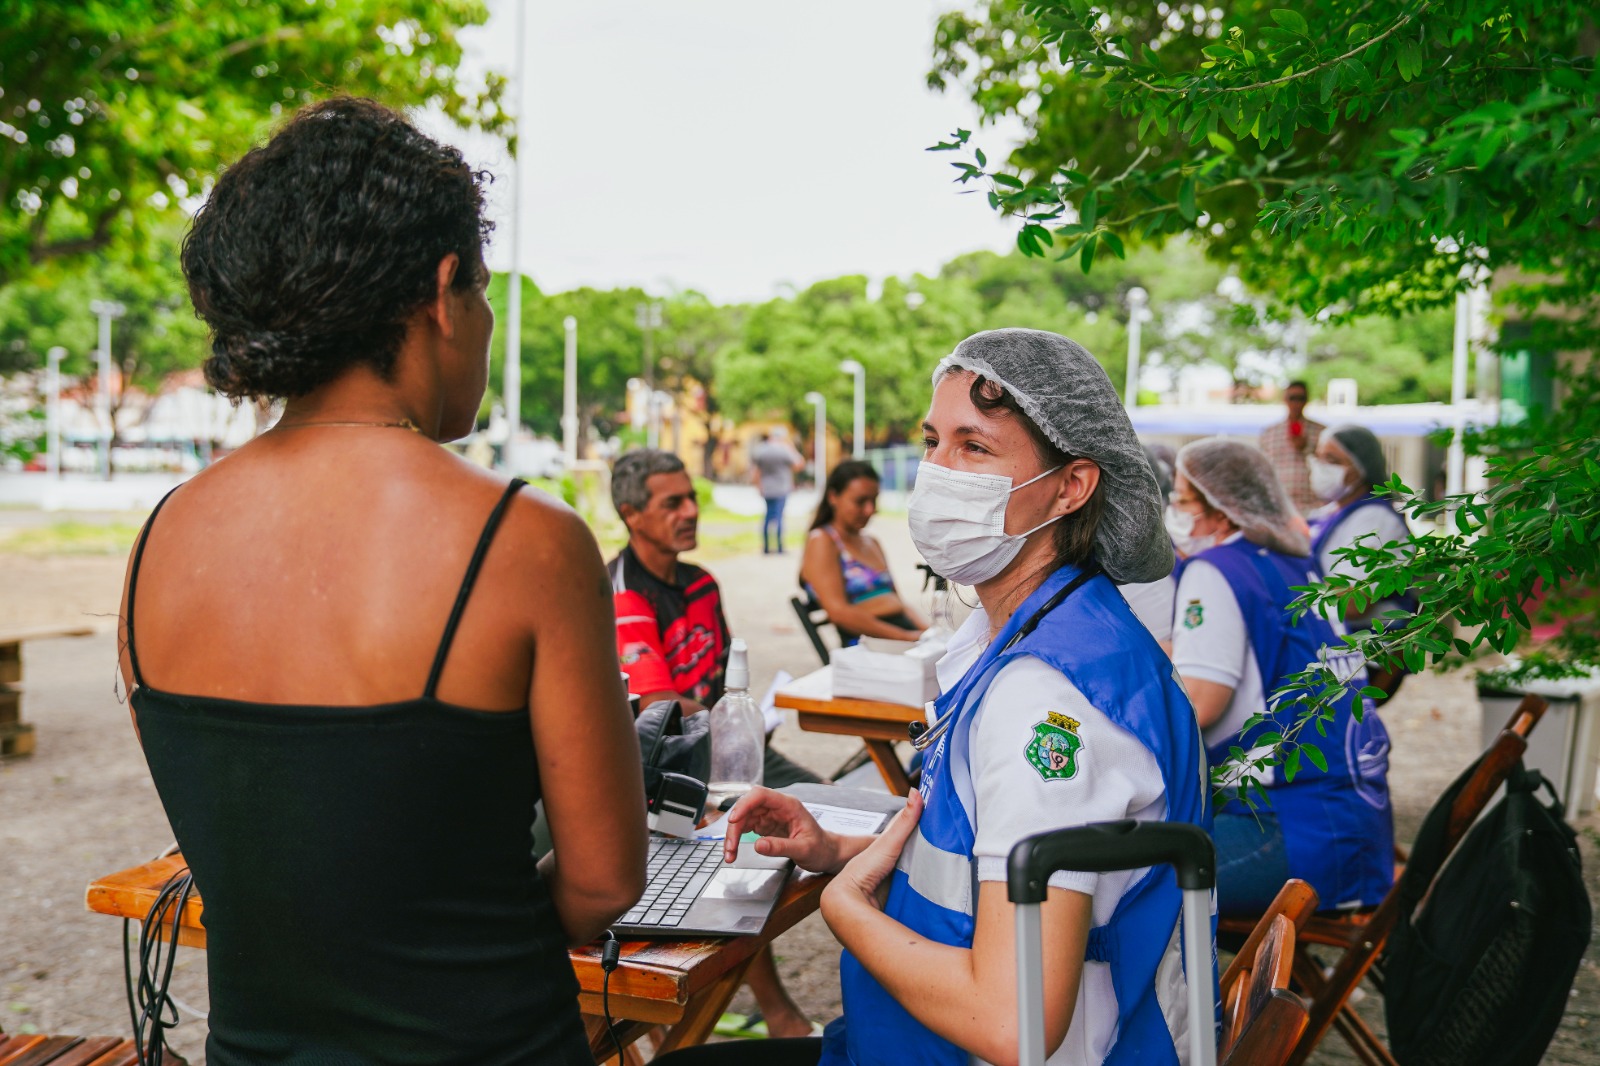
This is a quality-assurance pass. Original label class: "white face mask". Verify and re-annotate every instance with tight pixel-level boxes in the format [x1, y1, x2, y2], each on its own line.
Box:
[908, 462, 1063, 586]
[1164, 504, 1216, 558]
[1308, 458, 1351, 502]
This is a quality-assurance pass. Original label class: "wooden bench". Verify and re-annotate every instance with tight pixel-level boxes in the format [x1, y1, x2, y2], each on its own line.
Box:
[0, 1030, 139, 1066]
[0, 624, 96, 758]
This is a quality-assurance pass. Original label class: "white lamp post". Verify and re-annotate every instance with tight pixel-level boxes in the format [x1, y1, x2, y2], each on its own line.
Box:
[1124, 286, 1148, 412]
[804, 390, 826, 491]
[500, 0, 529, 470]
[46, 346, 64, 478]
[637, 301, 664, 447]
[838, 359, 865, 459]
[562, 315, 578, 464]
[88, 299, 126, 479]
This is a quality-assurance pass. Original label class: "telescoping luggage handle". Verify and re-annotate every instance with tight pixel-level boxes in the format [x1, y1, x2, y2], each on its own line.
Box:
[1007, 820, 1217, 1066]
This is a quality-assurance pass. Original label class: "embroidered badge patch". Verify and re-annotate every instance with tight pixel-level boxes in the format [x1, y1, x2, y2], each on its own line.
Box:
[1025, 711, 1084, 781]
[1182, 599, 1204, 629]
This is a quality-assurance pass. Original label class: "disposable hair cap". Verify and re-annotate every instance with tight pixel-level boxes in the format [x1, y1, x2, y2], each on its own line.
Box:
[933, 328, 1173, 585]
[1326, 424, 1388, 488]
[1176, 438, 1311, 557]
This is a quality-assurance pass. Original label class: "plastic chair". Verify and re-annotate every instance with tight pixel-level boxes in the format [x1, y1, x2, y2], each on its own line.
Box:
[1216, 692, 1549, 1066]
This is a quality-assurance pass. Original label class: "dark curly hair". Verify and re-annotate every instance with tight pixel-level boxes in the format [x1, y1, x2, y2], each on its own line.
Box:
[181, 97, 493, 401]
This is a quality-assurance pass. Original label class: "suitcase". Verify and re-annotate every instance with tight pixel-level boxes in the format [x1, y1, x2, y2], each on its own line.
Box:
[1007, 819, 1217, 1066]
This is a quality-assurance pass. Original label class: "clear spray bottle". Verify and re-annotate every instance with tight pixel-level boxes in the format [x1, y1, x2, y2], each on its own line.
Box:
[708, 638, 765, 805]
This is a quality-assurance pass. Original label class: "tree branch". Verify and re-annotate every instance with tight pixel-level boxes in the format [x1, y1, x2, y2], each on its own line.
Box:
[29, 204, 121, 266]
[218, 25, 305, 60]
[1126, 3, 1428, 96]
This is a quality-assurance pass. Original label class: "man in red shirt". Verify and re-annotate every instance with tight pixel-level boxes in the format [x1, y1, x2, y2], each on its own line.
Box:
[608, 449, 818, 1039]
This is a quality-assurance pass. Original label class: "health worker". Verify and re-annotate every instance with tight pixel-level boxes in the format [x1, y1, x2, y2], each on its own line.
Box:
[659, 328, 1212, 1066]
[1167, 438, 1394, 918]
[1306, 424, 1417, 700]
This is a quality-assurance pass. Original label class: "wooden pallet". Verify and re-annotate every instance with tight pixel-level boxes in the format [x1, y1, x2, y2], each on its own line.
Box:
[0, 624, 96, 759]
[0, 722, 36, 759]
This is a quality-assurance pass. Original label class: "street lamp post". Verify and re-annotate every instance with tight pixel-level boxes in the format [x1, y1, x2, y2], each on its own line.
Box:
[1124, 286, 1148, 412]
[838, 359, 865, 459]
[562, 315, 578, 464]
[636, 302, 663, 448]
[501, 0, 528, 471]
[88, 299, 126, 479]
[46, 346, 64, 478]
[804, 391, 826, 491]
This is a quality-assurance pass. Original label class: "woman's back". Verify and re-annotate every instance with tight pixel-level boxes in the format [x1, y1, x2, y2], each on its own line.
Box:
[129, 98, 645, 1062]
[125, 445, 597, 1065]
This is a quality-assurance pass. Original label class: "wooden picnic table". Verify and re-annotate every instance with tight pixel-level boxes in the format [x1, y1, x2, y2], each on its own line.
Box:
[84, 855, 825, 1063]
[0, 623, 96, 759]
[84, 785, 905, 1063]
[775, 665, 925, 795]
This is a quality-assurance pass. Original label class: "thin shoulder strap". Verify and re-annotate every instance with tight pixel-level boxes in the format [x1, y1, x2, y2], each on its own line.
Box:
[823, 523, 850, 559]
[423, 479, 527, 699]
[125, 485, 184, 689]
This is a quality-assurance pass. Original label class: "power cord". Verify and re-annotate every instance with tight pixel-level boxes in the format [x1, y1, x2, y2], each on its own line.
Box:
[124, 868, 195, 1066]
[600, 929, 624, 1063]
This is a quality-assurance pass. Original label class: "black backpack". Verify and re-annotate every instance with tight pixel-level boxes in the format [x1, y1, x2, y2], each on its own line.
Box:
[1383, 760, 1592, 1066]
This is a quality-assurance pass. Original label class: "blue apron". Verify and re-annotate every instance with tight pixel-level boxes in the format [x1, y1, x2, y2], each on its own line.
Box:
[1308, 494, 1419, 621]
[1193, 539, 1394, 910]
[821, 563, 1212, 1066]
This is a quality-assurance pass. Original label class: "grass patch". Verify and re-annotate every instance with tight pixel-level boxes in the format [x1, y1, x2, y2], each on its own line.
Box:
[0, 521, 142, 556]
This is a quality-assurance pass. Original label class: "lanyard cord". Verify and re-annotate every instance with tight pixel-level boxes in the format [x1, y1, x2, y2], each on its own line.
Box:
[910, 563, 1102, 751]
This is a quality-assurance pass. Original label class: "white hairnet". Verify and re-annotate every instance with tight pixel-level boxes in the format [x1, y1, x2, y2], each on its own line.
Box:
[1326, 424, 1387, 487]
[1176, 438, 1310, 557]
[933, 328, 1172, 585]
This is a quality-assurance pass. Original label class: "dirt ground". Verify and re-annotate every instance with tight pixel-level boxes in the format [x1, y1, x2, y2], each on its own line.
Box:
[1, 509, 1596, 1063]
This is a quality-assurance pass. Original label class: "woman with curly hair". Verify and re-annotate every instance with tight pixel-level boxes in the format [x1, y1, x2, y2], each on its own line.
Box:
[118, 98, 645, 1064]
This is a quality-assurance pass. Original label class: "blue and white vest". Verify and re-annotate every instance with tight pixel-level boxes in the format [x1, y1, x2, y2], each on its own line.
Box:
[1191, 538, 1395, 909]
[1307, 494, 1419, 620]
[820, 563, 1212, 1066]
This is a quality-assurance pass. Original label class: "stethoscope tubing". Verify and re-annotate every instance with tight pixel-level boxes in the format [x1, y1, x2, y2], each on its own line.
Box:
[908, 564, 1102, 753]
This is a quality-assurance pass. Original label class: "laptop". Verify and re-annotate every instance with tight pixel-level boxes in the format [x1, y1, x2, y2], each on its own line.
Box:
[612, 835, 793, 937]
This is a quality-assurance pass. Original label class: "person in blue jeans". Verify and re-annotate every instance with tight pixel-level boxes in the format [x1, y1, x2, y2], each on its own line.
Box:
[1166, 437, 1395, 918]
[751, 427, 803, 553]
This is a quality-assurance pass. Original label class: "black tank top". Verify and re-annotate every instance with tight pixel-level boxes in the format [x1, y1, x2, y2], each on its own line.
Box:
[128, 479, 593, 1066]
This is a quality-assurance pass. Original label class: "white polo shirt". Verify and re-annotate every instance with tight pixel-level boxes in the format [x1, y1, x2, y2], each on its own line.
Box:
[938, 608, 1174, 1066]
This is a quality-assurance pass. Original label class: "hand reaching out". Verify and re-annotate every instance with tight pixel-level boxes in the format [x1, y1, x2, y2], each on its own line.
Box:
[723, 786, 839, 873]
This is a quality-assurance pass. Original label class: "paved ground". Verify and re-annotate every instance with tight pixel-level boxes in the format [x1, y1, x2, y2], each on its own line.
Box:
[1, 506, 1595, 1063]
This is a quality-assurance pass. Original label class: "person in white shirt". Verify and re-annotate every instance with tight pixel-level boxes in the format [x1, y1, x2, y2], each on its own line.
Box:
[1166, 438, 1394, 918]
[657, 329, 1209, 1066]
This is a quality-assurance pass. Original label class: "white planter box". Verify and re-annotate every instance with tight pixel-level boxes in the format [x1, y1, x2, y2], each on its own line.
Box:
[1478, 666, 1600, 815]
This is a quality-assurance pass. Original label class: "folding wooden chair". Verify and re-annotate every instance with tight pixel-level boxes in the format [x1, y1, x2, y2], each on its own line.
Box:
[1217, 692, 1549, 1066]
[1220, 879, 1319, 1066]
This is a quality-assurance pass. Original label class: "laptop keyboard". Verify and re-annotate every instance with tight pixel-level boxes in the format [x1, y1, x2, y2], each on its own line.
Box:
[618, 838, 726, 929]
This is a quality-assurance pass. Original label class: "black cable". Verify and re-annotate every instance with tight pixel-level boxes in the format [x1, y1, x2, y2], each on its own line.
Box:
[600, 929, 624, 1064]
[123, 869, 194, 1066]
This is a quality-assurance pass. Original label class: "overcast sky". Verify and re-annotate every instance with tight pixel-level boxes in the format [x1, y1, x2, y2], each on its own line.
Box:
[416, 0, 1021, 304]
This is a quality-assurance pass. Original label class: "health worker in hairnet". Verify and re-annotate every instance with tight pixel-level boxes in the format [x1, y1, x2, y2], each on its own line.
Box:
[1167, 438, 1393, 917]
[1307, 425, 1417, 617]
[1306, 425, 1417, 701]
[669, 330, 1211, 1066]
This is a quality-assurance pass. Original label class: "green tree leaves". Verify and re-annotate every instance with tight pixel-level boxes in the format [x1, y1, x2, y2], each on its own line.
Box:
[0, 0, 505, 290]
[929, 0, 1600, 321]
